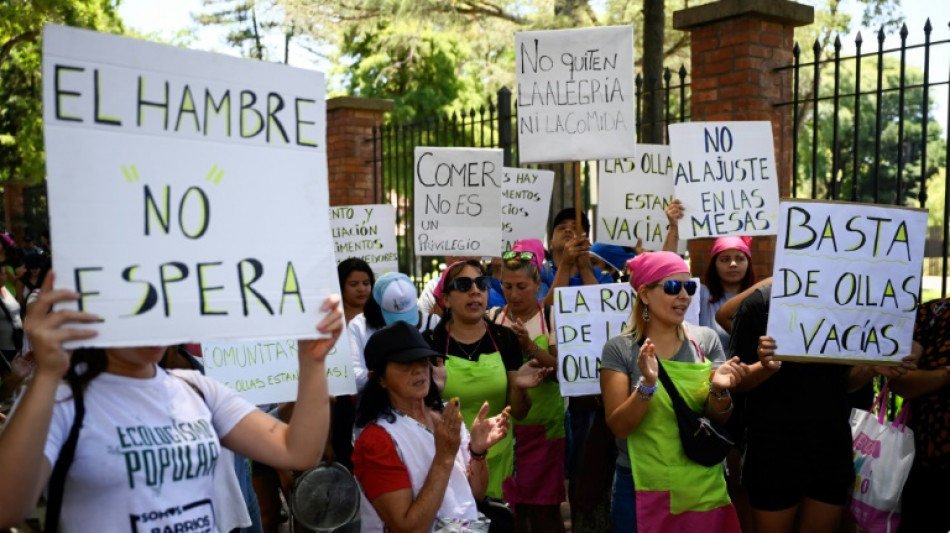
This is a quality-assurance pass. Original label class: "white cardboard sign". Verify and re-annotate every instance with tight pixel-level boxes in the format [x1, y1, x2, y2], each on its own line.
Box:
[501, 167, 555, 252]
[597, 145, 678, 251]
[330, 204, 398, 275]
[668, 122, 780, 239]
[515, 26, 636, 164]
[203, 330, 357, 405]
[414, 147, 503, 256]
[554, 283, 633, 397]
[43, 25, 336, 347]
[766, 200, 927, 364]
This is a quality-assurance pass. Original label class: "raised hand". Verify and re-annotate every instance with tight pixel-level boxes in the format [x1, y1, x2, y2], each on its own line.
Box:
[515, 359, 551, 389]
[469, 401, 510, 454]
[665, 199, 684, 225]
[711, 357, 749, 390]
[637, 338, 659, 385]
[432, 397, 463, 460]
[757, 335, 782, 371]
[298, 295, 342, 363]
[23, 272, 99, 380]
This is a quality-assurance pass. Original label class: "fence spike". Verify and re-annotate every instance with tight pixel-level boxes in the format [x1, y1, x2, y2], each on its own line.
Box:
[678, 64, 687, 80]
[924, 18, 932, 33]
[900, 22, 908, 39]
[855, 31, 862, 46]
[878, 26, 885, 44]
[834, 35, 841, 50]
[664, 67, 672, 83]
[793, 41, 800, 57]
[812, 39, 821, 59]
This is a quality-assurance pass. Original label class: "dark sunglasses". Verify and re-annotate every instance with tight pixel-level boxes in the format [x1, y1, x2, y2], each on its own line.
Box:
[447, 275, 491, 293]
[662, 280, 697, 296]
[502, 251, 536, 262]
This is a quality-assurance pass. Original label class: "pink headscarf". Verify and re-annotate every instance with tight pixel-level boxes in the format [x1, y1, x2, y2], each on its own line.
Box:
[627, 251, 690, 291]
[710, 236, 752, 260]
[511, 238, 545, 274]
[432, 260, 466, 310]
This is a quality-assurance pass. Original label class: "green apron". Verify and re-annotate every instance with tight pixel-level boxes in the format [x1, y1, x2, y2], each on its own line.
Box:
[627, 359, 731, 517]
[517, 334, 565, 439]
[442, 348, 513, 499]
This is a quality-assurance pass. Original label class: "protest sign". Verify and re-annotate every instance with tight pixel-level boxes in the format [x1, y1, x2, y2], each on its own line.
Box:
[501, 167, 554, 251]
[668, 122, 779, 239]
[766, 200, 927, 364]
[554, 283, 632, 396]
[330, 204, 398, 274]
[42, 25, 336, 347]
[597, 145, 677, 251]
[203, 330, 357, 405]
[515, 26, 636, 163]
[414, 147, 503, 256]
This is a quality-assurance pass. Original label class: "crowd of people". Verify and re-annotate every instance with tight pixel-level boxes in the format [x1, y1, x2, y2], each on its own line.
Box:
[0, 204, 947, 533]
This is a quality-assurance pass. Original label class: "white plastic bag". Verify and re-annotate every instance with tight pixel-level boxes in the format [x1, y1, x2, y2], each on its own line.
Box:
[848, 384, 915, 533]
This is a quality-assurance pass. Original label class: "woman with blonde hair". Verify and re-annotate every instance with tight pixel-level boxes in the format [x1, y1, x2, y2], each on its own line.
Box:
[600, 251, 748, 533]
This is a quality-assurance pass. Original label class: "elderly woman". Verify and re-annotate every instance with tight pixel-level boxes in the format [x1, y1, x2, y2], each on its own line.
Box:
[600, 251, 748, 533]
[352, 321, 510, 532]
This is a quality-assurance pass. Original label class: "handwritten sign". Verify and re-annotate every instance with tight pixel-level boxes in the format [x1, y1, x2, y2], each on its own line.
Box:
[330, 204, 398, 275]
[554, 283, 632, 396]
[43, 25, 336, 347]
[668, 122, 779, 239]
[501, 167, 554, 251]
[597, 145, 678, 251]
[203, 330, 357, 405]
[766, 200, 927, 364]
[414, 147, 503, 256]
[515, 26, 636, 164]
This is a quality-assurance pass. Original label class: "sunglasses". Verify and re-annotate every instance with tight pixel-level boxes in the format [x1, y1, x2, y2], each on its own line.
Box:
[502, 251, 536, 262]
[662, 280, 697, 296]
[447, 275, 491, 293]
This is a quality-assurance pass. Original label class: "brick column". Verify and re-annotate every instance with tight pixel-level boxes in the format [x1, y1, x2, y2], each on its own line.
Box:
[674, 0, 813, 280]
[326, 97, 393, 206]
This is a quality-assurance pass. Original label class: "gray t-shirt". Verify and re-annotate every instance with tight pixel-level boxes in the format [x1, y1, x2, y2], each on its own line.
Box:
[600, 325, 725, 469]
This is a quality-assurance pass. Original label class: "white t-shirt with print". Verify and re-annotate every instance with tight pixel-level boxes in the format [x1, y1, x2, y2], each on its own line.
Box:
[42, 368, 256, 533]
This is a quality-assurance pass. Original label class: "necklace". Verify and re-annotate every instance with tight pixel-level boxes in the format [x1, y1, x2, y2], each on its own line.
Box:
[453, 336, 483, 360]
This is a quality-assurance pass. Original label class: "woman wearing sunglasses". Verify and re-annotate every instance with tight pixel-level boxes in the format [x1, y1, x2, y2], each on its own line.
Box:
[488, 239, 565, 532]
[426, 259, 549, 501]
[600, 251, 748, 533]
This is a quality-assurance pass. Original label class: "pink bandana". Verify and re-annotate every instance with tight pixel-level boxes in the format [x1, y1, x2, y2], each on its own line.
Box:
[627, 251, 690, 291]
[710, 236, 752, 260]
[432, 260, 466, 310]
[512, 239, 545, 274]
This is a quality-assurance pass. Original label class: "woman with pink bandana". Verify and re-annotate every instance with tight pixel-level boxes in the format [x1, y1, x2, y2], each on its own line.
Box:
[489, 239, 565, 532]
[698, 236, 756, 348]
[600, 251, 748, 533]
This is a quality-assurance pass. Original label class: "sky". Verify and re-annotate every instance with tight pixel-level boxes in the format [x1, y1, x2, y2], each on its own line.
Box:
[118, 0, 947, 128]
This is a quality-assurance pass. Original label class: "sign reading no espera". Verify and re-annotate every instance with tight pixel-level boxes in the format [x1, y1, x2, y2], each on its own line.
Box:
[43, 25, 337, 347]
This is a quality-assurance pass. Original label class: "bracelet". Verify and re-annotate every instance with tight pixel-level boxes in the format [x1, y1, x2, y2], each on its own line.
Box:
[708, 385, 731, 400]
[636, 378, 657, 401]
[469, 444, 487, 460]
[715, 398, 735, 414]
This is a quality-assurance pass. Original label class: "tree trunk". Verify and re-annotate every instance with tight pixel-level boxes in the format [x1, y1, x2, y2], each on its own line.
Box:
[642, 0, 665, 143]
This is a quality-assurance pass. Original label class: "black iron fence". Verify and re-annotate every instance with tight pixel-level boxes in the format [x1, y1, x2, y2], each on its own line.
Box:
[371, 67, 691, 286]
[775, 19, 950, 297]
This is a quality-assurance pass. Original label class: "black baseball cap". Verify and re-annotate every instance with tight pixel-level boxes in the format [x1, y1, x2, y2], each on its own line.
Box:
[365, 321, 442, 373]
[551, 208, 591, 236]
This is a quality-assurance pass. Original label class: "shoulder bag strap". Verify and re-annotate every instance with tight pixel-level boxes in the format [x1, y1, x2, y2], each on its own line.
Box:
[44, 380, 85, 533]
[655, 360, 691, 414]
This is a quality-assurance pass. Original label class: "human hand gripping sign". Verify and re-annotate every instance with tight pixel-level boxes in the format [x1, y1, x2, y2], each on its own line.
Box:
[297, 295, 343, 364]
[24, 272, 99, 380]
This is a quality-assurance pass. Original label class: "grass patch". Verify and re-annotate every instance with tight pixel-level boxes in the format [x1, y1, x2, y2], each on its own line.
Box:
[922, 287, 946, 304]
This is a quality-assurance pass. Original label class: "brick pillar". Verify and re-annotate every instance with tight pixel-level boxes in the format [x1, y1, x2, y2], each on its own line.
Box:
[326, 97, 393, 206]
[673, 0, 813, 280]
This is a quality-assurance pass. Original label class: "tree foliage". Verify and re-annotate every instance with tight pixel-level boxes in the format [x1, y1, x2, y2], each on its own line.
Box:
[0, 0, 122, 184]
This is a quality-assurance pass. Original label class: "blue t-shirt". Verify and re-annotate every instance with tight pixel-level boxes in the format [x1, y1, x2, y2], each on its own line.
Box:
[538, 259, 615, 300]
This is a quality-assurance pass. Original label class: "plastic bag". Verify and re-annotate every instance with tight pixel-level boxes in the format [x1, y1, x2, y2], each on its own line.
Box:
[848, 383, 915, 533]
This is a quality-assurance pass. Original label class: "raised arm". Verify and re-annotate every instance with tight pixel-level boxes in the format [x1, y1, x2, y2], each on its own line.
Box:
[0, 274, 98, 527]
[221, 296, 341, 471]
[602, 340, 657, 438]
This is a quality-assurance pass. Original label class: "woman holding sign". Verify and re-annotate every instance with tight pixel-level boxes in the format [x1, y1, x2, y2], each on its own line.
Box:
[0, 273, 342, 532]
[600, 251, 748, 533]
[489, 239, 565, 533]
[425, 259, 550, 501]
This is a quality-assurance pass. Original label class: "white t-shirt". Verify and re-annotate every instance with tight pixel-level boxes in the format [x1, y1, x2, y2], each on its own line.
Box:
[42, 368, 256, 533]
[348, 312, 441, 391]
[417, 278, 441, 316]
